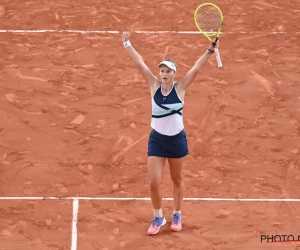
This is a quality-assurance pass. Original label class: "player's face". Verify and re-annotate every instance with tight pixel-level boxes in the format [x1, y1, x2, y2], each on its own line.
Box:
[159, 65, 175, 84]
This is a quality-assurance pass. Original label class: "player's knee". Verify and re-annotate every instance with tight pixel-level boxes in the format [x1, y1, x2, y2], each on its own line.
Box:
[171, 176, 183, 187]
[149, 178, 160, 191]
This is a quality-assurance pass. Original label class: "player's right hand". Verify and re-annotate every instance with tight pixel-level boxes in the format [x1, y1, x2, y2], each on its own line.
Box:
[122, 32, 130, 42]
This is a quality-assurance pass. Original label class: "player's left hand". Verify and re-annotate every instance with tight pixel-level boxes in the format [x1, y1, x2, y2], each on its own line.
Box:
[209, 38, 219, 51]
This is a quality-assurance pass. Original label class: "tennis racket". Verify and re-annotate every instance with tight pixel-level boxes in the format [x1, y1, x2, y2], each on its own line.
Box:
[194, 3, 224, 67]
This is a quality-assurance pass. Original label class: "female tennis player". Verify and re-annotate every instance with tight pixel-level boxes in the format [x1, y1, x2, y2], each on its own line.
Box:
[122, 31, 218, 235]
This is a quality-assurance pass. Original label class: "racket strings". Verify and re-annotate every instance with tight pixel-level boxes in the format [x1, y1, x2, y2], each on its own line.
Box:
[196, 6, 222, 33]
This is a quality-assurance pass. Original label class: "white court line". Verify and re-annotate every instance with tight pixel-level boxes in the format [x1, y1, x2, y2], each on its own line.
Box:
[71, 199, 79, 250]
[0, 197, 300, 202]
[0, 29, 298, 34]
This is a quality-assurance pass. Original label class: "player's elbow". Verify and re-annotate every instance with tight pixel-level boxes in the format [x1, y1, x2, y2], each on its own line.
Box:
[133, 57, 145, 67]
[194, 62, 204, 72]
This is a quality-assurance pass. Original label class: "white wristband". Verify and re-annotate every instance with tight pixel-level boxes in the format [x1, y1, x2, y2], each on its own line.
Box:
[123, 40, 131, 48]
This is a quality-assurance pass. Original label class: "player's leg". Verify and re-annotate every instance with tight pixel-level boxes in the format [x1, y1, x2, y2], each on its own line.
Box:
[168, 157, 185, 232]
[166, 129, 188, 232]
[147, 156, 166, 235]
[148, 156, 166, 211]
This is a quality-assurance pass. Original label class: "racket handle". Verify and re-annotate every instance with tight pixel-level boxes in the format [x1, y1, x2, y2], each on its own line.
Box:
[212, 37, 219, 47]
[214, 48, 223, 67]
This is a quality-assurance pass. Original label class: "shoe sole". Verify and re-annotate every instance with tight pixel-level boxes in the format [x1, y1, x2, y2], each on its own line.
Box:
[171, 223, 182, 232]
[147, 218, 167, 236]
[171, 226, 182, 232]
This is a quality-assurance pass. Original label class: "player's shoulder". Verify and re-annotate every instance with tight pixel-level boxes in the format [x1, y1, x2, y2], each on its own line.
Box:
[150, 82, 161, 97]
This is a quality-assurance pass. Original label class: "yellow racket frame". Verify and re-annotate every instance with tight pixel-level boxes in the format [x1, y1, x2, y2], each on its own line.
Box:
[194, 3, 224, 67]
[194, 2, 224, 42]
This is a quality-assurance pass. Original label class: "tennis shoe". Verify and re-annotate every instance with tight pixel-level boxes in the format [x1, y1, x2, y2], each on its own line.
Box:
[147, 216, 166, 235]
[170, 212, 182, 232]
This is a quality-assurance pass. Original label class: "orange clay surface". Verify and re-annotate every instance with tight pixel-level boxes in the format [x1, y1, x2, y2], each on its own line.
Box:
[0, 0, 300, 249]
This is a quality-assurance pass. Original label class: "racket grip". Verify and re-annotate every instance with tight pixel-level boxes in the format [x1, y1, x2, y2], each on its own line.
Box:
[212, 37, 219, 47]
[214, 48, 223, 67]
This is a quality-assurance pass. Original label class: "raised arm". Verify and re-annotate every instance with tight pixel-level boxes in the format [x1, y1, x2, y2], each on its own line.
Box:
[122, 32, 159, 88]
[177, 39, 219, 91]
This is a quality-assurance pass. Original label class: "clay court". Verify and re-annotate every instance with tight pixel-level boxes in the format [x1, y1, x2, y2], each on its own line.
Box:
[0, 0, 300, 249]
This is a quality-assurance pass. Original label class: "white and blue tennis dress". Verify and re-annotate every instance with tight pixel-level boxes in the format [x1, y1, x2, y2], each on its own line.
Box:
[147, 82, 189, 158]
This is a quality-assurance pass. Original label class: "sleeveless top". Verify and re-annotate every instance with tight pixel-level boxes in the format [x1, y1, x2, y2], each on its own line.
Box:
[151, 83, 184, 136]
